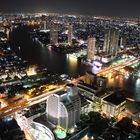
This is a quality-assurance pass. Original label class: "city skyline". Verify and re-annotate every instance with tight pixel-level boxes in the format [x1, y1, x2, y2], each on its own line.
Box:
[0, 4, 140, 139]
[0, 0, 140, 18]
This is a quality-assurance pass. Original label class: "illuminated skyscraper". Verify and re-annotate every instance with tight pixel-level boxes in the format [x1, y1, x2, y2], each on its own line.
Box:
[96, 76, 107, 91]
[68, 24, 73, 45]
[87, 37, 96, 61]
[0, 17, 4, 32]
[41, 21, 47, 30]
[110, 29, 119, 56]
[120, 35, 126, 48]
[50, 22, 58, 44]
[3, 19, 12, 40]
[103, 29, 110, 53]
[85, 71, 97, 86]
[103, 29, 119, 57]
[85, 71, 107, 91]
[46, 85, 81, 130]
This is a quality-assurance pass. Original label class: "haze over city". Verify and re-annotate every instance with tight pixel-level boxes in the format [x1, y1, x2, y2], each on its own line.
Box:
[0, 0, 140, 18]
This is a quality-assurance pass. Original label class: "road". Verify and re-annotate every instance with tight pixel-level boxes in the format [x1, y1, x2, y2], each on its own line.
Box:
[0, 56, 139, 118]
[0, 87, 64, 118]
[0, 75, 85, 118]
[97, 56, 140, 76]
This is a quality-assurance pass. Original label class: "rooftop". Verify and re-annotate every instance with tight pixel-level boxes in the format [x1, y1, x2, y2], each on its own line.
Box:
[33, 114, 53, 129]
[80, 95, 90, 107]
[55, 90, 66, 96]
[78, 82, 99, 91]
[94, 90, 109, 98]
[103, 93, 126, 105]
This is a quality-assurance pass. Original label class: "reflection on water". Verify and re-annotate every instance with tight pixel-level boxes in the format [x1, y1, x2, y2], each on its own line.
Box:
[107, 74, 140, 102]
[10, 27, 87, 77]
[134, 78, 140, 102]
[107, 75, 125, 90]
[66, 54, 78, 75]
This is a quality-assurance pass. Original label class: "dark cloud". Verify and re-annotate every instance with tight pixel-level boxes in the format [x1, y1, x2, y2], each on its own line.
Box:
[0, 0, 140, 18]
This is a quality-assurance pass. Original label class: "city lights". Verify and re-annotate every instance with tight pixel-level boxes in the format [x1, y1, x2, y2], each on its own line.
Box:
[0, 12, 140, 140]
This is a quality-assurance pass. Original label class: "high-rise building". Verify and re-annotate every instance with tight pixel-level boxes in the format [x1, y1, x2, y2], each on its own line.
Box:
[110, 29, 119, 56]
[84, 71, 107, 91]
[96, 76, 107, 91]
[102, 93, 126, 117]
[0, 17, 4, 32]
[68, 24, 73, 45]
[85, 71, 97, 86]
[103, 29, 119, 57]
[2, 20, 12, 40]
[46, 85, 81, 130]
[50, 22, 58, 44]
[77, 73, 109, 112]
[120, 35, 126, 48]
[103, 29, 110, 53]
[87, 37, 96, 61]
[41, 21, 47, 30]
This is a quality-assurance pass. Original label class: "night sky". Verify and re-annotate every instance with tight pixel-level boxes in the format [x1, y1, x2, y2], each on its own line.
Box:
[0, 0, 140, 18]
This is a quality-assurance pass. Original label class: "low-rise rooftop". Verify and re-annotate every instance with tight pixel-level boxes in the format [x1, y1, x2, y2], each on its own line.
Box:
[103, 93, 126, 106]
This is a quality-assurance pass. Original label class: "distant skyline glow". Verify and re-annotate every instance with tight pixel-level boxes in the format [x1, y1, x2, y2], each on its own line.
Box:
[0, 0, 140, 18]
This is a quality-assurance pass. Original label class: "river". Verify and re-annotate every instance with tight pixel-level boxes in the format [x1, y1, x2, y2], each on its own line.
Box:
[9, 26, 140, 102]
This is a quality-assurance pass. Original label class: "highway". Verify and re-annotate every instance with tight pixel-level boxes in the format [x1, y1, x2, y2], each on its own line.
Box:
[0, 56, 139, 118]
[27, 87, 64, 106]
[0, 87, 64, 118]
[97, 56, 140, 76]
[0, 75, 85, 118]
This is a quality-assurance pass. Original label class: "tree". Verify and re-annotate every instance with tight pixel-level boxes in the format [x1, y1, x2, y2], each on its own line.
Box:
[80, 114, 90, 123]
[88, 111, 109, 136]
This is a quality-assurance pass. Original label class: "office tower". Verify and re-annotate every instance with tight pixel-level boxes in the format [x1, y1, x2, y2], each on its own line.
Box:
[103, 29, 110, 53]
[50, 21, 58, 44]
[85, 71, 107, 91]
[41, 21, 47, 30]
[46, 85, 81, 130]
[87, 37, 96, 61]
[103, 29, 119, 56]
[85, 71, 97, 86]
[3, 20, 12, 40]
[102, 93, 126, 117]
[96, 76, 107, 91]
[68, 24, 73, 45]
[0, 17, 4, 32]
[110, 29, 119, 56]
[120, 35, 126, 48]
[104, 20, 110, 29]
[66, 83, 78, 95]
